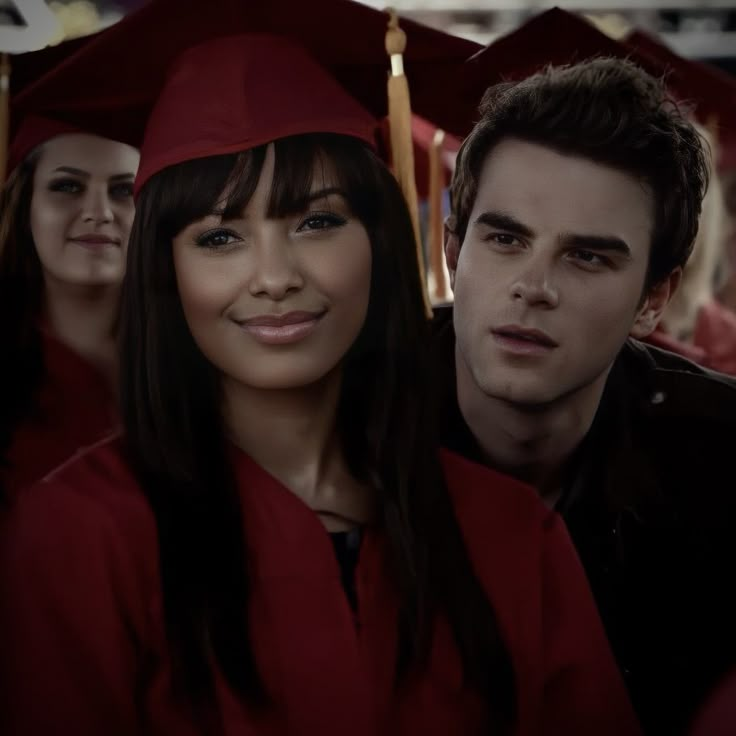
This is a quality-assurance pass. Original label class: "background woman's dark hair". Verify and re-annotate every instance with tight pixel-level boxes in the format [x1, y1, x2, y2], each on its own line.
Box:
[0, 151, 45, 495]
[121, 133, 515, 730]
[451, 57, 709, 290]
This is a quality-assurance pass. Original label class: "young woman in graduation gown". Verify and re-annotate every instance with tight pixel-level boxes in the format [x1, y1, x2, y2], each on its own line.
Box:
[0, 116, 140, 495]
[0, 29, 640, 736]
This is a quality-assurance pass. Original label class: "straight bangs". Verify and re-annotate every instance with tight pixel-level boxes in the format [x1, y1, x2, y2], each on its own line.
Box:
[268, 134, 381, 227]
[152, 148, 265, 242]
[150, 133, 380, 246]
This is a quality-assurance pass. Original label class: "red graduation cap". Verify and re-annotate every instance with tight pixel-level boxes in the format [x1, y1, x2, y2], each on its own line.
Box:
[625, 29, 736, 171]
[425, 7, 664, 139]
[13, 0, 478, 153]
[4, 31, 103, 177]
[137, 33, 381, 192]
[14, 0, 477, 314]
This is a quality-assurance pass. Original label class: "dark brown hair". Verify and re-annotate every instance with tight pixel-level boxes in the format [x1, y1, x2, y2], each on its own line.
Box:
[451, 57, 709, 289]
[0, 151, 45, 487]
[121, 134, 515, 730]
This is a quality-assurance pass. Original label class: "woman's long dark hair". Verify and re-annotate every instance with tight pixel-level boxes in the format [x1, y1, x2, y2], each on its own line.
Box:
[121, 133, 515, 729]
[0, 152, 45, 495]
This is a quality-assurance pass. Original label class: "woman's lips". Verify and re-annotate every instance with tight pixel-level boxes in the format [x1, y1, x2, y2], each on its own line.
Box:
[68, 234, 120, 249]
[237, 311, 325, 345]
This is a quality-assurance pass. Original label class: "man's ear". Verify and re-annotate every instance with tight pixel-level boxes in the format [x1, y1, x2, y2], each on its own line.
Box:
[630, 267, 682, 339]
[444, 219, 460, 291]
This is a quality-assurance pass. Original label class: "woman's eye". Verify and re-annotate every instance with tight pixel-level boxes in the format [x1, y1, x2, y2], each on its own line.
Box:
[297, 212, 347, 232]
[48, 178, 83, 195]
[109, 182, 134, 199]
[195, 229, 241, 249]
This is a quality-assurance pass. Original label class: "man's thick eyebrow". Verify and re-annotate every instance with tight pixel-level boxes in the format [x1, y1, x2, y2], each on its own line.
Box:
[563, 233, 632, 257]
[473, 211, 535, 239]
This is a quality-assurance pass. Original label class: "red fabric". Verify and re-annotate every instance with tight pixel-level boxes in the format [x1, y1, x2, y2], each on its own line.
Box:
[692, 300, 736, 376]
[6, 115, 82, 177]
[0, 441, 640, 735]
[645, 301, 736, 376]
[136, 34, 377, 193]
[412, 114, 461, 200]
[2, 332, 118, 496]
[644, 327, 708, 365]
[423, 9, 664, 139]
[12, 0, 478, 158]
[625, 30, 736, 171]
[690, 671, 736, 736]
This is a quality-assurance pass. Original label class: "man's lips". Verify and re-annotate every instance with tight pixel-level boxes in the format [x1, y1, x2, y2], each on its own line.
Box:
[491, 325, 558, 356]
[492, 325, 558, 347]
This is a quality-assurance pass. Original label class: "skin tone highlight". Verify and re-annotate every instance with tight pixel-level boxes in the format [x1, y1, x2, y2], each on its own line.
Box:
[30, 133, 139, 385]
[172, 144, 375, 530]
[446, 138, 679, 504]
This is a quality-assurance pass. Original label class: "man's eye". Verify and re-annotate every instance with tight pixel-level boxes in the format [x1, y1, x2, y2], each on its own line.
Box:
[485, 233, 519, 247]
[574, 250, 599, 263]
[569, 249, 610, 268]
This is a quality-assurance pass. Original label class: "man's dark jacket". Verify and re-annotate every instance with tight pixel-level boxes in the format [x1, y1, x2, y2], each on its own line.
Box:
[434, 305, 736, 736]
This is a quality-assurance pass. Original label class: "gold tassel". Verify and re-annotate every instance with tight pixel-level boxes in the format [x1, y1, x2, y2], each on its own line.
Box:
[428, 127, 448, 303]
[0, 54, 10, 181]
[385, 9, 432, 319]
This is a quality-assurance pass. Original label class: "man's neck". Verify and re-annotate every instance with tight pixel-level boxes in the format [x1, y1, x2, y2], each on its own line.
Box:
[455, 349, 609, 507]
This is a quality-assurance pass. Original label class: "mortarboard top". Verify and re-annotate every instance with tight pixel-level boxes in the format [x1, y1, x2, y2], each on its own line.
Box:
[426, 7, 664, 140]
[625, 29, 736, 171]
[13, 0, 479, 316]
[5, 31, 103, 176]
[13, 0, 479, 160]
[136, 32, 381, 192]
[8, 32, 99, 98]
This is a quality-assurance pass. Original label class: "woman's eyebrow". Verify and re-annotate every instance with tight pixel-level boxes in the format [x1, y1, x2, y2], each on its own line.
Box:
[52, 166, 89, 177]
[302, 187, 347, 204]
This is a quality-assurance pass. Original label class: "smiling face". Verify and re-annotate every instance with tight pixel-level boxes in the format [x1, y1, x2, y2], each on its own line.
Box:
[447, 138, 675, 407]
[172, 144, 373, 391]
[30, 133, 140, 287]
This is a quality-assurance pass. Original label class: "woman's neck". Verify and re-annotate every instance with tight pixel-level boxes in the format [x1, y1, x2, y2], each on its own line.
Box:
[223, 369, 375, 529]
[42, 275, 120, 389]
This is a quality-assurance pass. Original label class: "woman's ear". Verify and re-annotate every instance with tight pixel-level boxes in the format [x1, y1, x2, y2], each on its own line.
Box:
[630, 267, 683, 338]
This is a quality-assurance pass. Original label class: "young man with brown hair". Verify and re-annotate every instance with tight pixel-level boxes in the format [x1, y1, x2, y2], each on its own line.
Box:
[436, 57, 736, 735]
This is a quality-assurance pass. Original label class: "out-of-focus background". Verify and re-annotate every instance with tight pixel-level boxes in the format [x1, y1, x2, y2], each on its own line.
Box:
[1, 1, 734, 70]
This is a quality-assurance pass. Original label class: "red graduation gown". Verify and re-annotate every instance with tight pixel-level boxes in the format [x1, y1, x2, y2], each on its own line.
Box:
[645, 300, 736, 376]
[692, 299, 736, 376]
[690, 670, 736, 736]
[2, 332, 117, 495]
[0, 438, 640, 735]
